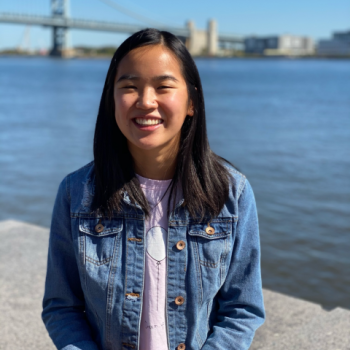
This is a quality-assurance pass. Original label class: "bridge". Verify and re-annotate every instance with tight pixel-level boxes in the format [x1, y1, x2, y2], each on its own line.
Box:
[0, 0, 243, 57]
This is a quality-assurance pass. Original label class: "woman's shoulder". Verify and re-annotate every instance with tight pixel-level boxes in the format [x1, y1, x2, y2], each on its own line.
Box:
[217, 162, 257, 221]
[61, 160, 95, 190]
[65, 161, 95, 181]
[58, 161, 95, 213]
[222, 161, 248, 201]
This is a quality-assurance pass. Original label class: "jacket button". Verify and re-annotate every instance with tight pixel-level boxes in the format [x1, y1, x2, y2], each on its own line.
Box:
[175, 296, 184, 305]
[177, 343, 186, 350]
[205, 226, 215, 235]
[176, 240, 186, 250]
[95, 223, 104, 233]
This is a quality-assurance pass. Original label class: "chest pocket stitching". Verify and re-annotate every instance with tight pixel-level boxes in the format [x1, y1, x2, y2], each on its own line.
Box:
[78, 218, 123, 265]
[188, 220, 232, 239]
[79, 218, 123, 236]
[188, 220, 232, 268]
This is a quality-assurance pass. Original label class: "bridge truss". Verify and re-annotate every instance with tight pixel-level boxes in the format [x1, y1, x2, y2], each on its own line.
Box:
[0, 0, 243, 57]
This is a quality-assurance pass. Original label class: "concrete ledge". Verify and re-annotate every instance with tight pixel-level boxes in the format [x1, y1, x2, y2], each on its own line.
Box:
[0, 220, 54, 350]
[251, 291, 350, 349]
[1, 220, 349, 350]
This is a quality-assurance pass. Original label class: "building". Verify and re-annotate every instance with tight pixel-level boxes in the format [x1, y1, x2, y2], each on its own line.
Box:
[244, 35, 314, 56]
[317, 30, 350, 56]
[186, 20, 218, 56]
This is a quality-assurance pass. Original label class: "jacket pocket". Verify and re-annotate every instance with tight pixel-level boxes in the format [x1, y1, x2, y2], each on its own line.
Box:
[188, 219, 232, 268]
[79, 217, 123, 266]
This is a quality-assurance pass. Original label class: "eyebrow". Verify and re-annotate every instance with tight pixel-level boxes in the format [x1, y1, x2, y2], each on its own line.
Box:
[153, 75, 179, 83]
[116, 74, 139, 83]
[116, 74, 179, 83]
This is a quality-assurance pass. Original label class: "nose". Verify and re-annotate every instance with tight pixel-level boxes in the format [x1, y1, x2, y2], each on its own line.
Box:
[136, 87, 157, 110]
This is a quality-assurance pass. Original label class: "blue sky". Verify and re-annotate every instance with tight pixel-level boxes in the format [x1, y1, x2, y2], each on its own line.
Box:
[0, 0, 349, 50]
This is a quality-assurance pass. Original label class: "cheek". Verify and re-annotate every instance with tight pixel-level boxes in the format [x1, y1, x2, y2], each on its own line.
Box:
[113, 99, 131, 135]
[163, 91, 189, 116]
[115, 96, 129, 114]
[114, 95, 135, 125]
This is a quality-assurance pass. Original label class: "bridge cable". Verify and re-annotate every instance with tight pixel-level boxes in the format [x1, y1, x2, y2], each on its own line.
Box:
[96, 0, 168, 27]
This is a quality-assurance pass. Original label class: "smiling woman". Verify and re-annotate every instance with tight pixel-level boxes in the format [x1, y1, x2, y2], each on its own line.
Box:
[42, 28, 265, 350]
[113, 45, 194, 180]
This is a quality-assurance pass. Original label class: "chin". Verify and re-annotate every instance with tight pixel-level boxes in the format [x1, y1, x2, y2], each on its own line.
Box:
[132, 141, 162, 152]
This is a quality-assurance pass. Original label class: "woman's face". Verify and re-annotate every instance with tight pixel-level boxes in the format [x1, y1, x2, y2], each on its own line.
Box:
[113, 44, 193, 155]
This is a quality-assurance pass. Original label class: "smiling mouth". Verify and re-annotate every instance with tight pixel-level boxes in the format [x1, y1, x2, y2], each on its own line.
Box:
[134, 118, 163, 126]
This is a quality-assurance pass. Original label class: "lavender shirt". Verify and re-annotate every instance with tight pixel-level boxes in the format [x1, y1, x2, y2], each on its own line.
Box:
[137, 174, 173, 350]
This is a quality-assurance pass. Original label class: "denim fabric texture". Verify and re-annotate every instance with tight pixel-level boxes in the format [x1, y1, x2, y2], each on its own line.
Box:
[42, 161, 265, 350]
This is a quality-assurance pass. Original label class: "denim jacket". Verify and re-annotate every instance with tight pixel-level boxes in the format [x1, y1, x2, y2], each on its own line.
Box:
[42, 161, 265, 350]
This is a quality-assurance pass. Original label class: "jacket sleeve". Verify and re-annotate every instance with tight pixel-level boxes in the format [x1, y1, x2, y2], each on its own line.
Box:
[201, 179, 265, 350]
[42, 177, 100, 350]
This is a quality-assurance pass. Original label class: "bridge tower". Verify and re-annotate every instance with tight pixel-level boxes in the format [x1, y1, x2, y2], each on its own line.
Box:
[50, 0, 69, 56]
[186, 19, 218, 56]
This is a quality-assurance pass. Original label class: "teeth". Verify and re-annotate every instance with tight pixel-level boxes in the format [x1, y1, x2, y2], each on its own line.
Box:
[135, 118, 163, 126]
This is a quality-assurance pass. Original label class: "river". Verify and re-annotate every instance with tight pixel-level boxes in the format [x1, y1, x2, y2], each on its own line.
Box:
[0, 56, 349, 310]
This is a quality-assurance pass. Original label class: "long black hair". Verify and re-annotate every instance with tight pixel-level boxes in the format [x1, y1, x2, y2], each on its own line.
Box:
[93, 28, 231, 219]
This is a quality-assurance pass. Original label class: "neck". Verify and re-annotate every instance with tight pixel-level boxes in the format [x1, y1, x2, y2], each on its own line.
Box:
[128, 142, 179, 181]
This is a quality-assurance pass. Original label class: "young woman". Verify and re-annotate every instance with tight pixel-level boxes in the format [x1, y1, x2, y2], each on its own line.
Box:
[42, 28, 265, 350]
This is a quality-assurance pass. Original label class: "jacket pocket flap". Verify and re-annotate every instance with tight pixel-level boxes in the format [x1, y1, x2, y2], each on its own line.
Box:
[188, 219, 232, 239]
[79, 218, 123, 237]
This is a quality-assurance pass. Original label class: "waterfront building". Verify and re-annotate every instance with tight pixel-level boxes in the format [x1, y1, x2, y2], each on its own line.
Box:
[244, 35, 314, 56]
[186, 19, 218, 56]
[317, 30, 350, 56]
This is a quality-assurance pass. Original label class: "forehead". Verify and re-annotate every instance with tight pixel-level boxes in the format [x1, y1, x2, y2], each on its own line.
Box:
[116, 45, 184, 79]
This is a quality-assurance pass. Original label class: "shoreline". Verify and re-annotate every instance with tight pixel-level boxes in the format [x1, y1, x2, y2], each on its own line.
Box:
[1, 52, 349, 60]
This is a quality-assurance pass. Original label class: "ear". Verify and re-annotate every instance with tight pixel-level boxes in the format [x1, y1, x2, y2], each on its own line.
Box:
[187, 100, 194, 117]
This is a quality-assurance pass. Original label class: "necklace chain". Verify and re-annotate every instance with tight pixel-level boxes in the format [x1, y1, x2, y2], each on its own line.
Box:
[148, 182, 172, 213]
[150, 196, 163, 212]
